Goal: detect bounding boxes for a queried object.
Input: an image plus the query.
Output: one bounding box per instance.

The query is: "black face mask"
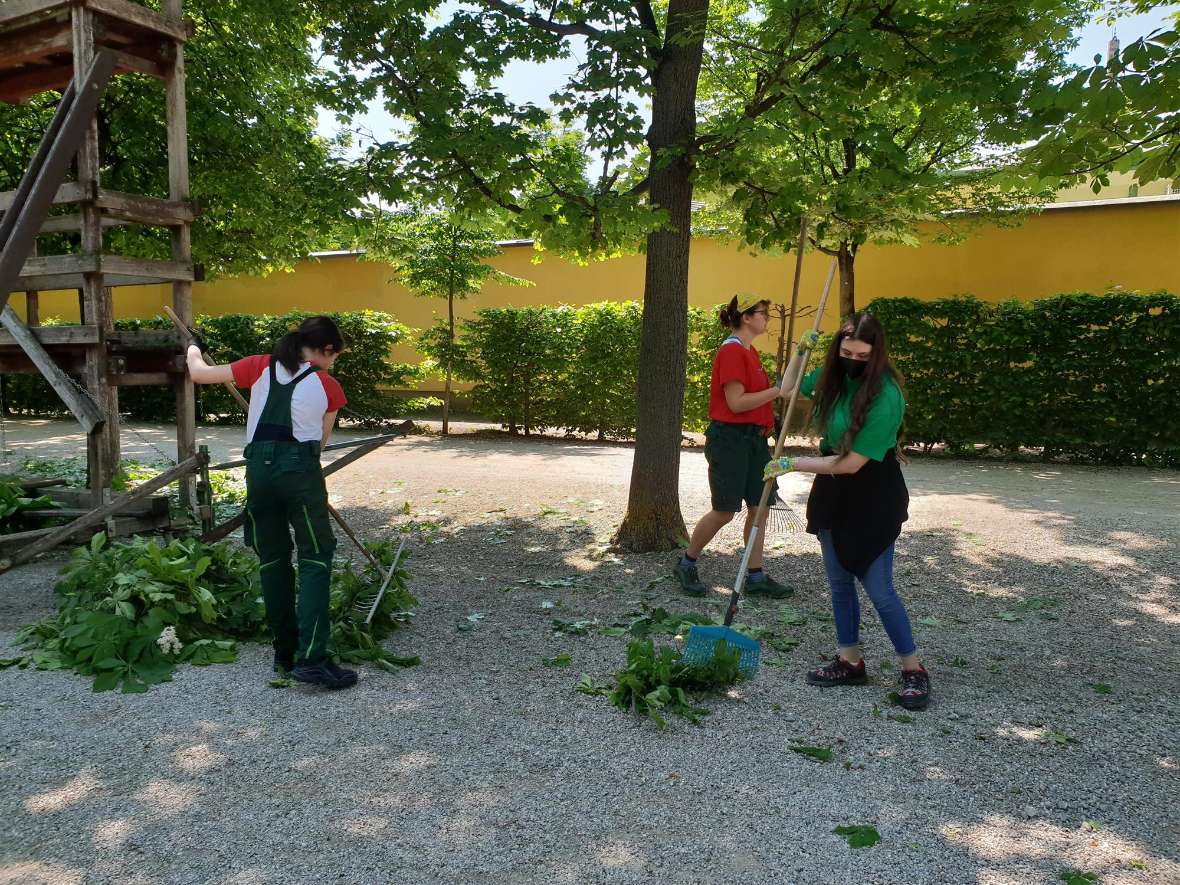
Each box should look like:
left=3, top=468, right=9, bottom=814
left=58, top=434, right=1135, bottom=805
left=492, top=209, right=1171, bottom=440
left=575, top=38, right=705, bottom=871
left=840, top=356, right=868, bottom=379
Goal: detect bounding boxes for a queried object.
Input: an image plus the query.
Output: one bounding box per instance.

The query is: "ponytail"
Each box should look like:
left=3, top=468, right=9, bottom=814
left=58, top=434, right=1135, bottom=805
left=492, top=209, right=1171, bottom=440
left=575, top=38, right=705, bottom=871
left=272, top=315, right=345, bottom=374
left=718, top=297, right=742, bottom=329
left=718, top=295, right=769, bottom=330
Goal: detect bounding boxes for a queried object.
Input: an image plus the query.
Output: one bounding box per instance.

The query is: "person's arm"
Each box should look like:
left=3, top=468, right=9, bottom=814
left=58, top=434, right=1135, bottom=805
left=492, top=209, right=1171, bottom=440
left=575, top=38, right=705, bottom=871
left=723, top=380, right=784, bottom=414
left=779, top=330, right=820, bottom=394
left=321, top=410, right=337, bottom=449
left=186, top=344, right=235, bottom=385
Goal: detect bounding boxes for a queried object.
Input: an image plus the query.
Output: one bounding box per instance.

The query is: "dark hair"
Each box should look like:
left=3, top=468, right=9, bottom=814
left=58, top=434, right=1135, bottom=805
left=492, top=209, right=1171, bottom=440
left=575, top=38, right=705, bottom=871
left=809, top=312, right=906, bottom=457
left=718, top=297, right=770, bottom=330
left=273, top=315, right=345, bottom=374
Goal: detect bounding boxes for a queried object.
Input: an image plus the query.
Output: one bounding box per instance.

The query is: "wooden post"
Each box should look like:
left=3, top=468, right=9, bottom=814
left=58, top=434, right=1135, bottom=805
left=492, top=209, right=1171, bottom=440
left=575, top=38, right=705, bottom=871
left=71, top=7, right=119, bottom=504
left=25, top=242, right=38, bottom=326
left=164, top=0, right=195, bottom=510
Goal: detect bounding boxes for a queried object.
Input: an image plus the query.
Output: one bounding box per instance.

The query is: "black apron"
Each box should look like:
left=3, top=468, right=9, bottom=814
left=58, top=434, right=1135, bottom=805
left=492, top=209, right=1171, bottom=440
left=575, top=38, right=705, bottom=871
left=805, top=449, right=908, bottom=579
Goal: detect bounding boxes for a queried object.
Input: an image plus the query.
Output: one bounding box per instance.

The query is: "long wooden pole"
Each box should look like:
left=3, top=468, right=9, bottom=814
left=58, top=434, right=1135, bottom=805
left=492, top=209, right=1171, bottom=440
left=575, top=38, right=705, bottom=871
left=724, top=258, right=837, bottom=627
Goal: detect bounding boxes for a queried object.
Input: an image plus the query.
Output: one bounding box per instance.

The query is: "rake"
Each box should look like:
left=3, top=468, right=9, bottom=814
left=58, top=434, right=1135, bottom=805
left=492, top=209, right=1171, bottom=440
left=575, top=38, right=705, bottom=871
left=352, top=535, right=408, bottom=626
left=683, top=256, right=837, bottom=678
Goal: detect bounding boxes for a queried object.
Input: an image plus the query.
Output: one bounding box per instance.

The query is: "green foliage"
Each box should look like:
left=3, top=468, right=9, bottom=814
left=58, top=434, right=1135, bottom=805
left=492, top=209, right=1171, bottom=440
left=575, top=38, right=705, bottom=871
left=833, top=825, right=882, bottom=849
left=12, top=534, right=418, bottom=692
left=2, top=311, right=416, bottom=425
left=16, top=534, right=264, bottom=693
left=329, top=540, right=421, bottom=672
left=1028, top=13, right=1180, bottom=189
left=456, top=307, right=571, bottom=435
left=0, top=480, right=58, bottom=533
left=607, top=638, right=744, bottom=729
left=698, top=0, right=1083, bottom=307
left=557, top=302, right=642, bottom=440
left=446, top=301, right=770, bottom=436
left=870, top=291, right=1180, bottom=465
left=0, top=1, right=357, bottom=277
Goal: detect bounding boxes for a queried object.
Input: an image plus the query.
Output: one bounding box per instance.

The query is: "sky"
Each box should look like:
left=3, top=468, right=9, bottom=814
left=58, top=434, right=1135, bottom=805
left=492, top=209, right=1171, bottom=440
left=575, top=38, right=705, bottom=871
left=316, top=5, right=1179, bottom=155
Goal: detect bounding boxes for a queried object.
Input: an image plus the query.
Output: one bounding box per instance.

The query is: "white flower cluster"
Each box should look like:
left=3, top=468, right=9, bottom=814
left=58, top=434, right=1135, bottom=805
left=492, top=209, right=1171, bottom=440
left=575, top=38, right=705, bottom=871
left=156, top=625, right=183, bottom=656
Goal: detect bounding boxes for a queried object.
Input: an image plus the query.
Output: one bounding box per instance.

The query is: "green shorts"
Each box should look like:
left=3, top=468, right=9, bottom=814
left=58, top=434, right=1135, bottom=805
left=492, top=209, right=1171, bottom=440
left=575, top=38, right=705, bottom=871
left=704, top=420, right=778, bottom=513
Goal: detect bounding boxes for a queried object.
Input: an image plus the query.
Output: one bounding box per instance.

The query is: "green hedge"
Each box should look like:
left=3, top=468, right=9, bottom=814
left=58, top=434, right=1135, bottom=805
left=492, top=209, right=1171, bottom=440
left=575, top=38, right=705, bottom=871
left=868, top=292, right=1180, bottom=465
left=422, top=300, right=769, bottom=438
left=0, top=310, right=416, bottom=425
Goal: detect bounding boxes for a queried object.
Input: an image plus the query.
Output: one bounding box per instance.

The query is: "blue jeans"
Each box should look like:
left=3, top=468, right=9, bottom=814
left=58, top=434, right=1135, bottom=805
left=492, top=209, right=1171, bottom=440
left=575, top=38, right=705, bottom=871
left=819, top=530, right=917, bottom=657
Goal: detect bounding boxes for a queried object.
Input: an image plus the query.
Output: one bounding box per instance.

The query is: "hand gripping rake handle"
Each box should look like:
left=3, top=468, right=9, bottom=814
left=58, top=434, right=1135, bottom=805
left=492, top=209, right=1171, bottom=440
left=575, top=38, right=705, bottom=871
left=723, top=258, right=837, bottom=627
left=163, top=305, right=251, bottom=413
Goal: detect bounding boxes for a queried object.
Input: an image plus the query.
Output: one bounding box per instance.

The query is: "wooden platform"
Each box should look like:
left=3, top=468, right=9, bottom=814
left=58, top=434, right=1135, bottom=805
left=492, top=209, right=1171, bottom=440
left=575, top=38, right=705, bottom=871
left=0, top=0, right=188, bottom=104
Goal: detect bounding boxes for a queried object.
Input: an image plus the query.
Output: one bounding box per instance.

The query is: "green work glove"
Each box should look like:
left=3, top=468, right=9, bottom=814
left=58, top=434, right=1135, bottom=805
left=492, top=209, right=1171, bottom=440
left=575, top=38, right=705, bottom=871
left=796, top=329, right=820, bottom=354
left=763, top=456, right=797, bottom=480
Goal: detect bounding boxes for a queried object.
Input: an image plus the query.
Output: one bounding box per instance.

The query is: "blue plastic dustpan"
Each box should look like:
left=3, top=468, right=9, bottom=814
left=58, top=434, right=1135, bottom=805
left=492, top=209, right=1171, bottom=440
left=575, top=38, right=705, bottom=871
left=681, top=625, right=761, bottom=677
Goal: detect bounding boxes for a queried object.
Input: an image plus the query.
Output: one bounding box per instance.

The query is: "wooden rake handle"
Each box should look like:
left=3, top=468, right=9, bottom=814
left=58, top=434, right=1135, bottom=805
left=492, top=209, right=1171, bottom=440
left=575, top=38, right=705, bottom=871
left=162, top=304, right=250, bottom=412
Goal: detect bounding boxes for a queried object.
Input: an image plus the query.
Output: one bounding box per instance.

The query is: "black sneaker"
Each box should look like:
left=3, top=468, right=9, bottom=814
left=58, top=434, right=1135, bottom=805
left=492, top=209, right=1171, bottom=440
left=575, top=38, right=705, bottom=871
left=273, top=650, right=295, bottom=675
left=805, top=656, right=868, bottom=687
left=673, top=558, right=707, bottom=597
left=898, top=666, right=931, bottom=710
left=291, top=661, right=358, bottom=690
left=744, top=574, right=795, bottom=599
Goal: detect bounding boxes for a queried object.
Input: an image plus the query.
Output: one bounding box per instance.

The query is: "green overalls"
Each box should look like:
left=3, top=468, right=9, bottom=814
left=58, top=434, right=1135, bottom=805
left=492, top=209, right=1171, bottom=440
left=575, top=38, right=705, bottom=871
left=243, top=361, right=336, bottom=666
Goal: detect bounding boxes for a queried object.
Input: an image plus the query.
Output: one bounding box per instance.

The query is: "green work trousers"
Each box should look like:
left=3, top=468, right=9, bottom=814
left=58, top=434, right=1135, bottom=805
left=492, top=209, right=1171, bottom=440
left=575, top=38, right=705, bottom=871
left=244, top=441, right=336, bottom=666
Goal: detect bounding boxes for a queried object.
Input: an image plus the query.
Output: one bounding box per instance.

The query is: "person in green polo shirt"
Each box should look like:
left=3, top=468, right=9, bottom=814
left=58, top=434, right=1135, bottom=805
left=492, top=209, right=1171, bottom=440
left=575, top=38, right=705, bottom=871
left=672, top=294, right=795, bottom=599
left=764, top=312, right=931, bottom=710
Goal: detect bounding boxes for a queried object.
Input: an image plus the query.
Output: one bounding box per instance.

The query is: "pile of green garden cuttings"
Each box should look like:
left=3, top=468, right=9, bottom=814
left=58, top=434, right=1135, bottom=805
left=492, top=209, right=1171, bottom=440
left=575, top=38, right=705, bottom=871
left=3, top=534, right=418, bottom=693
left=597, top=638, right=745, bottom=729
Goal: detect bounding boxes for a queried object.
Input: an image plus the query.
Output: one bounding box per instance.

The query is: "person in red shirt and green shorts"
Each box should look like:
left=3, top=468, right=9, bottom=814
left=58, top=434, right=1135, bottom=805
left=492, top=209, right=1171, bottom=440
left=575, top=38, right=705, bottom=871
left=673, top=294, right=794, bottom=599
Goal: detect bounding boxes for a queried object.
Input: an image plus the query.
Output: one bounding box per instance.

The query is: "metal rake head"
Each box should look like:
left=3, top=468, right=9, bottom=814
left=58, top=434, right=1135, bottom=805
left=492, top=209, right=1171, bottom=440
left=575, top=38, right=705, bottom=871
left=351, top=536, right=407, bottom=626
left=721, top=501, right=806, bottom=543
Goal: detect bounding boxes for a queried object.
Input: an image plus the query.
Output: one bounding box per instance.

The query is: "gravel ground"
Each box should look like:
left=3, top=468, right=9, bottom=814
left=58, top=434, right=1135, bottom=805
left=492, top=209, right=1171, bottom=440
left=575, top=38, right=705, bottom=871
left=0, top=420, right=1178, bottom=885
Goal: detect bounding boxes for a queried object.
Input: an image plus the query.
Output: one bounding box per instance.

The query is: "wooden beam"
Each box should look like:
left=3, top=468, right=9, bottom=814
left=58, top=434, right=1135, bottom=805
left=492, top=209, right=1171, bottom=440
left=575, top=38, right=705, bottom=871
left=0, top=452, right=206, bottom=571
left=0, top=0, right=70, bottom=30
left=0, top=323, right=98, bottom=346
left=0, top=510, right=173, bottom=554
left=0, top=20, right=73, bottom=70
left=95, top=188, right=194, bottom=224
left=0, top=180, right=90, bottom=213
left=0, top=51, right=113, bottom=315
left=86, top=0, right=187, bottom=43
left=0, top=305, right=105, bottom=432
left=110, top=371, right=169, bottom=386
left=37, top=213, right=124, bottom=234
left=0, top=62, right=73, bottom=103
left=200, top=428, right=413, bottom=543
left=7, top=254, right=195, bottom=291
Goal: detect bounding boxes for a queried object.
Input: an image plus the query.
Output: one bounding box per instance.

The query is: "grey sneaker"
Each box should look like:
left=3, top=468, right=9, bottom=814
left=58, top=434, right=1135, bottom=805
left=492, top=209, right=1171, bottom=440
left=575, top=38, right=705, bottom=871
left=744, top=573, right=795, bottom=599
left=673, top=558, right=707, bottom=596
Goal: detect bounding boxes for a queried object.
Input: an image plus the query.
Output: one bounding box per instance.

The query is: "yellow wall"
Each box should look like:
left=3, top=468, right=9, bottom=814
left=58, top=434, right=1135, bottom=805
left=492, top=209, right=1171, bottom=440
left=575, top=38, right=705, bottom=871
left=12, top=197, right=1180, bottom=370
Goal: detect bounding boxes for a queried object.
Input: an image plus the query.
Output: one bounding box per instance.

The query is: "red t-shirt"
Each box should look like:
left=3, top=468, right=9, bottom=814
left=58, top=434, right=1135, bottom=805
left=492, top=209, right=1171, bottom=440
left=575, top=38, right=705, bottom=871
left=230, top=355, right=347, bottom=444
left=708, top=339, right=775, bottom=431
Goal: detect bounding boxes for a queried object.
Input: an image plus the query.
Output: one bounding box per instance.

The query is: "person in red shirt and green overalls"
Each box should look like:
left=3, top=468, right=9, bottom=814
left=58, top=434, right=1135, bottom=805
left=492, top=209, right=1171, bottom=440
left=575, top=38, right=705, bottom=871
left=186, top=316, right=357, bottom=690
left=673, top=294, right=794, bottom=599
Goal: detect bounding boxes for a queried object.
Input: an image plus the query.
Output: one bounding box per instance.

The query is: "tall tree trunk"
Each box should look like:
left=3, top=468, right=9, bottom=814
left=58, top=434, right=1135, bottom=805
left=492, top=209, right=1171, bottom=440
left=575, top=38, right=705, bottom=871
left=612, top=0, right=708, bottom=552
left=443, top=289, right=454, bottom=435
left=837, top=242, right=856, bottom=319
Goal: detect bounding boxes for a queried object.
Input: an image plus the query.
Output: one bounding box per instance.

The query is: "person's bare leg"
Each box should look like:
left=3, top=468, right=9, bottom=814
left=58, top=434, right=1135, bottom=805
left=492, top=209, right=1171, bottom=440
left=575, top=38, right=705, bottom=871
left=686, top=510, right=735, bottom=558
left=741, top=507, right=768, bottom=569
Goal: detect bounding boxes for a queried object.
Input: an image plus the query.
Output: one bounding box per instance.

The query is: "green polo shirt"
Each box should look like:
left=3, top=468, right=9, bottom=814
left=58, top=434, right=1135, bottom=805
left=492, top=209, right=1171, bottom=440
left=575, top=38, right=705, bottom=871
left=800, top=369, right=905, bottom=460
